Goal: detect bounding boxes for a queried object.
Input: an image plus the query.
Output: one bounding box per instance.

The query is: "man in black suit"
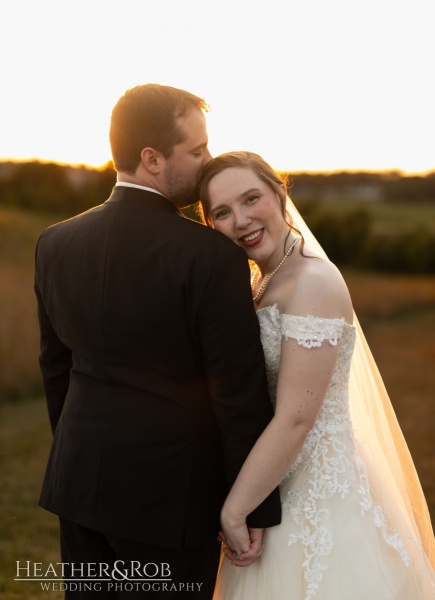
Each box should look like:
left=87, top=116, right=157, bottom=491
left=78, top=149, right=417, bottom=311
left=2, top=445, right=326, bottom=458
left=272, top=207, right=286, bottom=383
left=35, top=84, right=281, bottom=598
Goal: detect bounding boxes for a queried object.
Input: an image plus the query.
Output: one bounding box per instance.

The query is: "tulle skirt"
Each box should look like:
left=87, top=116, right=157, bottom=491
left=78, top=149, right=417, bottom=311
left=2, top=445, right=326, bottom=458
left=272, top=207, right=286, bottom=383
left=213, top=457, right=434, bottom=600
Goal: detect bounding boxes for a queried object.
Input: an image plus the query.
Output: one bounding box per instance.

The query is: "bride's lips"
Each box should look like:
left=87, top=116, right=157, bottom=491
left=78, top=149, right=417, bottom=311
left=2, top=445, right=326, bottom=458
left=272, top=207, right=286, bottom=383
left=239, top=228, right=264, bottom=247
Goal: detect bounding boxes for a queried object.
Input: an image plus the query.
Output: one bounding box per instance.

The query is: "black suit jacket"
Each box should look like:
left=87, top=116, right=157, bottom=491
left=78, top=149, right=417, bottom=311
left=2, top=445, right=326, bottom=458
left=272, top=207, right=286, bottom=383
left=35, top=185, right=281, bottom=550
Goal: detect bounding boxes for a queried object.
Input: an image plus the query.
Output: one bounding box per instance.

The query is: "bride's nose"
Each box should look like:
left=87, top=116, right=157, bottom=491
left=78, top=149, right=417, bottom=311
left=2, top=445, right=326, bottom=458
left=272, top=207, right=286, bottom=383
left=234, top=208, right=251, bottom=229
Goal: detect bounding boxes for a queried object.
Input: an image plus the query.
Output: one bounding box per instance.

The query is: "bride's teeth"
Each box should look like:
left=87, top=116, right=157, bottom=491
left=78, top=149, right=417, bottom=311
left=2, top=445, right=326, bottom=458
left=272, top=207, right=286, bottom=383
left=243, top=230, right=261, bottom=242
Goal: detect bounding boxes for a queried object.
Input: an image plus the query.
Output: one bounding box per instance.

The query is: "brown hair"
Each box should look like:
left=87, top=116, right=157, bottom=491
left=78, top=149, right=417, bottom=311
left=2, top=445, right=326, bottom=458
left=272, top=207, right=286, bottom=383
left=199, top=151, right=305, bottom=253
left=109, top=84, right=208, bottom=174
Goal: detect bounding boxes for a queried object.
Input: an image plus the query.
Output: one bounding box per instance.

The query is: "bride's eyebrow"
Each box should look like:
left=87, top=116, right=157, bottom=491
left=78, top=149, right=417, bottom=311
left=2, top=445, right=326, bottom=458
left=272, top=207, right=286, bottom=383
left=210, top=188, right=262, bottom=214
left=238, top=187, right=261, bottom=199
left=210, top=203, right=227, bottom=214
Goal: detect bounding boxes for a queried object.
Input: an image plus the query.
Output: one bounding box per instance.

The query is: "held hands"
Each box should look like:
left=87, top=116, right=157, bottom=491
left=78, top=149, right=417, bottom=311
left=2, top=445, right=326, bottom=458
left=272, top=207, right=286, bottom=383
left=218, top=525, right=265, bottom=568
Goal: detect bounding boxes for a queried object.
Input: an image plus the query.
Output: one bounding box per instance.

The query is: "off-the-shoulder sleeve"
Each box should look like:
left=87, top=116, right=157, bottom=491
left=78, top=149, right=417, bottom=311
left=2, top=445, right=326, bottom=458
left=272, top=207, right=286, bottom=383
left=280, top=314, right=346, bottom=348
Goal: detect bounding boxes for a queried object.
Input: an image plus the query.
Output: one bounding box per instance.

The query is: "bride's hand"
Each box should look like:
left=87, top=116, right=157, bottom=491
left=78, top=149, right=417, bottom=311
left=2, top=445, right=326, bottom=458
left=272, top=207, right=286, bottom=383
left=220, top=512, right=250, bottom=555
left=219, top=527, right=265, bottom=567
left=220, top=507, right=265, bottom=567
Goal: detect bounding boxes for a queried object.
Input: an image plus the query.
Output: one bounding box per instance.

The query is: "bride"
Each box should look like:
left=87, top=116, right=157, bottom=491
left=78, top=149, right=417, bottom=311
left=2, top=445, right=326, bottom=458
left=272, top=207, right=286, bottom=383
left=199, top=152, right=435, bottom=599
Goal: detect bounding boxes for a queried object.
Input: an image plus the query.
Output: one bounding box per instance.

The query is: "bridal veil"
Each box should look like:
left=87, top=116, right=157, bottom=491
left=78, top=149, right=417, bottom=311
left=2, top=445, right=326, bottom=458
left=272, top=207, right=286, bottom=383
left=286, top=196, right=435, bottom=574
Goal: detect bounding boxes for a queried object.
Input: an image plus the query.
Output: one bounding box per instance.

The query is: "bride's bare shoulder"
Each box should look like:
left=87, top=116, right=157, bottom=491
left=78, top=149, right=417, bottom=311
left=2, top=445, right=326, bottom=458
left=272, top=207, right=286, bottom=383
left=283, top=254, right=353, bottom=322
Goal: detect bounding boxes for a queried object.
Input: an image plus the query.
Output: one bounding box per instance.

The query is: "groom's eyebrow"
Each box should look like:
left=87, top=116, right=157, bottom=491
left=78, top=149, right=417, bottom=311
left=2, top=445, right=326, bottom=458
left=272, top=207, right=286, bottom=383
left=191, top=139, right=208, bottom=152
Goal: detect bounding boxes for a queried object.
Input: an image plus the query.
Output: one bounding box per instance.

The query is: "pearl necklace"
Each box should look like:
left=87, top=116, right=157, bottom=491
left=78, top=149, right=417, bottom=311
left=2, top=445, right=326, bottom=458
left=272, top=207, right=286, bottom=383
left=251, top=238, right=299, bottom=303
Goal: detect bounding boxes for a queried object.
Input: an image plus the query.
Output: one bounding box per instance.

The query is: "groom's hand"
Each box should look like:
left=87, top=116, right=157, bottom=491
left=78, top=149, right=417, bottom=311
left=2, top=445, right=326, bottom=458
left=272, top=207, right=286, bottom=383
left=219, top=527, right=265, bottom=567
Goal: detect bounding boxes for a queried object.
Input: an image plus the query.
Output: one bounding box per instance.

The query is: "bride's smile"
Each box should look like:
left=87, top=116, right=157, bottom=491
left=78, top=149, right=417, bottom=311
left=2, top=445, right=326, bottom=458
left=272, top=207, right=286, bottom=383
left=239, top=228, right=263, bottom=246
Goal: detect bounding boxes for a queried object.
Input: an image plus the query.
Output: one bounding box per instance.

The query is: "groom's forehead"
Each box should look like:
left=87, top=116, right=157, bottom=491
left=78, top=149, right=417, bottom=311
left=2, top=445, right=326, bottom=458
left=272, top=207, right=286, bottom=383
left=176, top=110, right=207, bottom=142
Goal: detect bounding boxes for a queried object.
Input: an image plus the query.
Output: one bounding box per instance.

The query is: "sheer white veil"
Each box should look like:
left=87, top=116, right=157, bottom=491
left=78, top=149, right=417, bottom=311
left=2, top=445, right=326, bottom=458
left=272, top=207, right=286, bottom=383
left=286, top=196, right=435, bottom=570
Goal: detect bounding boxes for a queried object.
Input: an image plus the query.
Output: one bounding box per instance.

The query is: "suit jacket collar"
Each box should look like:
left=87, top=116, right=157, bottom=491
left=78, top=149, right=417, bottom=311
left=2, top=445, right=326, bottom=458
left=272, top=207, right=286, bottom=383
left=105, top=185, right=184, bottom=216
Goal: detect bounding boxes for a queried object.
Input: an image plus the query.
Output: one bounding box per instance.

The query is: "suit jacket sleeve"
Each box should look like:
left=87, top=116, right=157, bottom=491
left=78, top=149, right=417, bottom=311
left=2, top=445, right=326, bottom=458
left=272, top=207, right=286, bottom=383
left=35, top=235, right=72, bottom=434
left=197, top=243, right=281, bottom=528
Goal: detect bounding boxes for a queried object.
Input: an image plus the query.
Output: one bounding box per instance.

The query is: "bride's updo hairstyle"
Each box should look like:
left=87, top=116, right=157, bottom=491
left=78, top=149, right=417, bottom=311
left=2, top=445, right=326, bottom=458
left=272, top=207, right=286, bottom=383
left=198, top=151, right=305, bottom=253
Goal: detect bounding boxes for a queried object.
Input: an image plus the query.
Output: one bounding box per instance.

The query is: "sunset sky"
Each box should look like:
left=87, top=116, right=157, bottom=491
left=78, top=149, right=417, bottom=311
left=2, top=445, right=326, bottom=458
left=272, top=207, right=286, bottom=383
left=1, top=0, right=434, bottom=173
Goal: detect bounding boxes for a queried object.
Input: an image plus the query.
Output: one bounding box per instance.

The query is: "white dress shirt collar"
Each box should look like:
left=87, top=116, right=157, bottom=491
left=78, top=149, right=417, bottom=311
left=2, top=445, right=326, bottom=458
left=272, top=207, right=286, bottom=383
left=115, top=182, right=166, bottom=198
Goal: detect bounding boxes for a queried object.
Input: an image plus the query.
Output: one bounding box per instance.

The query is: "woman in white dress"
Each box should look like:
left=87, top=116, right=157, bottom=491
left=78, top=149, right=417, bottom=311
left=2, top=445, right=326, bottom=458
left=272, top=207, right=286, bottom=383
left=199, top=152, right=435, bottom=599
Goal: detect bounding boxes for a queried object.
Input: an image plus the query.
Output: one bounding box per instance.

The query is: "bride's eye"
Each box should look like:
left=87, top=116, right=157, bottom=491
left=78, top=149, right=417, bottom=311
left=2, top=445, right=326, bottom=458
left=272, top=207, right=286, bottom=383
left=214, top=208, right=230, bottom=220
left=246, top=195, right=259, bottom=204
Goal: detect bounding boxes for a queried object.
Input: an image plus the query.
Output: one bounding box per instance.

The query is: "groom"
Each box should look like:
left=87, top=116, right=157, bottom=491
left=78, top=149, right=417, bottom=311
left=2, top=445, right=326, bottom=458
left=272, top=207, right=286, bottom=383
left=35, top=84, right=281, bottom=598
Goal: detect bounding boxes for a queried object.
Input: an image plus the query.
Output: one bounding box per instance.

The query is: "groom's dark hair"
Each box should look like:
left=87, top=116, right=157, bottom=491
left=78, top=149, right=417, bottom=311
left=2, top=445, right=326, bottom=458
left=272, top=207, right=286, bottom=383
left=110, top=84, right=208, bottom=174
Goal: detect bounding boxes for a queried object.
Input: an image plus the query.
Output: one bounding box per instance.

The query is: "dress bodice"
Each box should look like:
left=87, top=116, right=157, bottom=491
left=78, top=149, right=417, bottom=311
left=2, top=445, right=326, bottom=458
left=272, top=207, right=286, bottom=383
left=255, top=304, right=412, bottom=588
left=258, top=304, right=356, bottom=420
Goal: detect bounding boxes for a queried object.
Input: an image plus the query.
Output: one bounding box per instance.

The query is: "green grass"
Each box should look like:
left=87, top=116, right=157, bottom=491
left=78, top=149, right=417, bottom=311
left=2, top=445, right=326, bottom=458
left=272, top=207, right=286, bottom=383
left=296, top=197, right=435, bottom=235
left=366, top=201, right=435, bottom=235
left=0, top=398, right=62, bottom=599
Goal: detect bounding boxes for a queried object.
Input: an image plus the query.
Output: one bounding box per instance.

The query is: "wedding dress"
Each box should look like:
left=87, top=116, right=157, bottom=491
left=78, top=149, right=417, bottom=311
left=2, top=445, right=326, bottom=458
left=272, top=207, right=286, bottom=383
left=213, top=200, right=434, bottom=600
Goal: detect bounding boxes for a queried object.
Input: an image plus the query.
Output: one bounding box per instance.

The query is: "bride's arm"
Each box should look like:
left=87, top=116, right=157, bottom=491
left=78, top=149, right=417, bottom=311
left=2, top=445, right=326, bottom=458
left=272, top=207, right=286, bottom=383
left=222, top=263, right=353, bottom=561
left=221, top=334, right=339, bottom=553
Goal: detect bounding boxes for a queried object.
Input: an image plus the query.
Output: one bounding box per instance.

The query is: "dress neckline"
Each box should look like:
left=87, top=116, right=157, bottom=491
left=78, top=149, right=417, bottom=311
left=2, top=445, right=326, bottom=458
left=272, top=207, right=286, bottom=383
left=256, top=303, right=355, bottom=330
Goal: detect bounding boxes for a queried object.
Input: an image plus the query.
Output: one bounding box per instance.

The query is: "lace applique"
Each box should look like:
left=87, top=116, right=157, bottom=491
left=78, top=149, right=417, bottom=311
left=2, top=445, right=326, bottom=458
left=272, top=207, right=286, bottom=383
left=280, top=313, right=346, bottom=348
left=357, top=472, right=411, bottom=567
left=256, top=305, right=410, bottom=599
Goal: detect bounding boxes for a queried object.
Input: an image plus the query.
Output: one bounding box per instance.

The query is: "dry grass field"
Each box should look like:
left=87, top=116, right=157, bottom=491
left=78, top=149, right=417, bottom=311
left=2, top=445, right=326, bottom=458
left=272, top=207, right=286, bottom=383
left=0, top=207, right=58, bottom=399
left=0, top=205, right=434, bottom=597
left=344, top=271, right=435, bottom=518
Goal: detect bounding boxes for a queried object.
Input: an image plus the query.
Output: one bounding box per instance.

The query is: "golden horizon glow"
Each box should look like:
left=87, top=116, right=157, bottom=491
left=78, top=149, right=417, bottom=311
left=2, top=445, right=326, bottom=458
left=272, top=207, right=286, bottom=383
left=1, top=0, right=434, bottom=175
left=1, top=155, right=434, bottom=178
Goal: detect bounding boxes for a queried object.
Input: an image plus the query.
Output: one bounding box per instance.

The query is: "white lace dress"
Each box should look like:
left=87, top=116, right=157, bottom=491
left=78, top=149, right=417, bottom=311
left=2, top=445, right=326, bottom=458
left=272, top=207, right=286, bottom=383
left=213, top=305, right=434, bottom=599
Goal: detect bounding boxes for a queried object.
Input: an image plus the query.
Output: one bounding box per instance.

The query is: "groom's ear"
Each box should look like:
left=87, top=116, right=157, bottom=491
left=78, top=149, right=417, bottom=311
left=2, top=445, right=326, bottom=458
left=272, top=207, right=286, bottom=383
left=140, top=147, right=162, bottom=175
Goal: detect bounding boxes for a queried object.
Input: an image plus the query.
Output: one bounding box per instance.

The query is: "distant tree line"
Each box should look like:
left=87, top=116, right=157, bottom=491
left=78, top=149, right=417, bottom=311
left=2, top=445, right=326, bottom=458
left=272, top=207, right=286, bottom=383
left=286, top=170, right=435, bottom=204
left=295, top=200, right=435, bottom=274
left=1, top=161, right=434, bottom=273
left=0, top=160, right=116, bottom=216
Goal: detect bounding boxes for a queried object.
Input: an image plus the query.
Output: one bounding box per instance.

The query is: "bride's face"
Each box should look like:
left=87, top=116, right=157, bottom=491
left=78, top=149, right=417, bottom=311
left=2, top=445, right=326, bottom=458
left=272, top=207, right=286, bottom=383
left=206, top=167, right=287, bottom=268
